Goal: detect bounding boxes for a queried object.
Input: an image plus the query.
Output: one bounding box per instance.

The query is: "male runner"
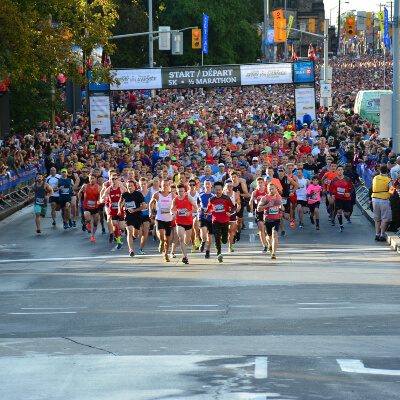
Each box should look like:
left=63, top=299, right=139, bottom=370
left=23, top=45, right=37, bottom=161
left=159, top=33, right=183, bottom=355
left=321, top=161, right=338, bottom=225
left=187, top=179, right=201, bottom=253
left=58, top=168, right=75, bottom=230
left=197, top=179, right=214, bottom=259
left=79, top=173, right=100, bottom=242
left=46, top=167, right=60, bottom=226
left=224, top=179, right=241, bottom=252
left=306, top=175, right=323, bottom=230
left=295, top=168, right=310, bottom=228
left=249, top=177, right=268, bottom=251
left=138, top=177, right=151, bottom=255
left=231, top=171, right=249, bottom=242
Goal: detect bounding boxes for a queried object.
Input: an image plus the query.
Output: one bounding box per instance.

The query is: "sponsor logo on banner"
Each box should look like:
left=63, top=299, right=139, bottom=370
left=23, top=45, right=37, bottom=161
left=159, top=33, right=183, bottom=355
left=90, top=95, right=112, bottom=135
left=110, top=69, right=162, bottom=90
left=240, top=64, right=292, bottom=85
left=295, top=87, right=316, bottom=121
left=293, top=61, right=315, bottom=83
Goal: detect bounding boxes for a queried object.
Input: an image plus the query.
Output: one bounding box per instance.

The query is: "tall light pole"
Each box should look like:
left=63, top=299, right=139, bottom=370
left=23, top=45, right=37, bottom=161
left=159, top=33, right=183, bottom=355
left=263, top=0, right=269, bottom=62
left=392, top=0, right=400, bottom=153
left=337, top=0, right=341, bottom=54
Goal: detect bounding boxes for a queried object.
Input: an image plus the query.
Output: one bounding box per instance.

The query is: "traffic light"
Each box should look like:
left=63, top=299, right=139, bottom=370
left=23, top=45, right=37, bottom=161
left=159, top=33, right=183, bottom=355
left=346, top=17, right=355, bottom=40
left=192, top=29, right=201, bottom=49
left=274, top=18, right=286, bottom=42
left=309, top=18, right=315, bottom=33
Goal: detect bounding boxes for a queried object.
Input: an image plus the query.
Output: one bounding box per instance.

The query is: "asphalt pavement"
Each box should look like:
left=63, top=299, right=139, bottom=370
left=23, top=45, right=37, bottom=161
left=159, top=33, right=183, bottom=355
left=0, top=203, right=399, bottom=400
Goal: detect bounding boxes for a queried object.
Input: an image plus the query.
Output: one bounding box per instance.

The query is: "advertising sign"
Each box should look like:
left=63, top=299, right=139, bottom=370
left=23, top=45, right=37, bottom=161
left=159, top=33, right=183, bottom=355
left=88, top=71, right=110, bottom=91
left=110, top=69, right=163, bottom=90
left=320, top=83, right=332, bottom=98
left=161, top=65, right=241, bottom=89
left=202, top=14, right=209, bottom=54
left=90, top=95, right=111, bottom=135
left=240, top=64, right=292, bottom=86
left=295, top=87, right=316, bottom=122
left=293, top=61, right=314, bottom=83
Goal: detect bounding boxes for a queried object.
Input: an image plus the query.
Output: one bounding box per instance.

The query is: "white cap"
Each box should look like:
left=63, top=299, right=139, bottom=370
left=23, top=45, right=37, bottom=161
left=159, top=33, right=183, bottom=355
left=252, top=157, right=259, bottom=161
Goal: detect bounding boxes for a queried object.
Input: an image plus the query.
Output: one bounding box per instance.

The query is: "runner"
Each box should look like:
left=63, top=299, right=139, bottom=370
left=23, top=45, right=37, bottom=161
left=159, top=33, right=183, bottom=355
left=100, top=175, right=126, bottom=249
left=118, top=180, right=146, bottom=256
left=223, top=179, right=241, bottom=252
left=170, top=183, right=197, bottom=264
left=306, top=175, right=323, bottom=230
left=295, top=168, right=310, bottom=229
left=67, top=165, right=78, bottom=227
left=138, top=177, right=151, bottom=255
left=321, top=161, right=338, bottom=225
left=197, top=179, right=214, bottom=259
left=187, top=179, right=201, bottom=253
left=257, top=183, right=283, bottom=259
left=74, top=167, right=90, bottom=228
left=96, top=175, right=107, bottom=234
left=57, top=168, right=75, bottom=230
left=343, top=162, right=361, bottom=222
left=285, top=163, right=299, bottom=228
left=149, top=179, right=174, bottom=262
left=249, top=177, right=268, bottom=251
left=46, top=167, right=60, bottom=226
left=100, top=170, right=117, bottom=243
left=205, top=181, right=235, bottom=263
left=277, top=166, right=298, bottom=236
left=79, top=173, right=100, bottom=242
left=231, top=171, right=249, bottom=242
left=29, top=172, right=54, bottom=234
left=330, top=165, right=354, bottom=232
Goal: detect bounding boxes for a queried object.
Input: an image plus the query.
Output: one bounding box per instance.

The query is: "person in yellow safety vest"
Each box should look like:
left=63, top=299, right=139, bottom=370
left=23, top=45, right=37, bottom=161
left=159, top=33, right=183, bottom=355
left=158, top=138, right=167, bottom=150
left=371, top=164, right=393, bottom=241
left=284, top=130, right=297, bottom=139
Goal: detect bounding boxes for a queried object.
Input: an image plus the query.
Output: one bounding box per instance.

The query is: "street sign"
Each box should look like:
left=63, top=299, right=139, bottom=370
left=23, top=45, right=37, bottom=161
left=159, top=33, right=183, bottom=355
left=202, top=14, right=209, bottom=54
left=320, top=82, right=332, bottom=98
left=159, top=26, right=171, bottom=51
left=357, top=11, right=367, bottom=31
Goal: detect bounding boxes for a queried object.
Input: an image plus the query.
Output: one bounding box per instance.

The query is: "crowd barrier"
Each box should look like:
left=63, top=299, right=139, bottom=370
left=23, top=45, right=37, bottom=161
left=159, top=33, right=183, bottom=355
left=0, top=160, right=45, bottom=211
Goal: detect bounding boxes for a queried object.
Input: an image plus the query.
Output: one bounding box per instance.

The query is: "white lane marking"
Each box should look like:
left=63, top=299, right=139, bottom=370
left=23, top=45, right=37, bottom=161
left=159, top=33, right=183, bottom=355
left=248, top=222, right=254, bottom=229
left=159, top=305, right=219, bottom=307
left=160, top=310, right=224, bottom=312
left=21, top=307, right=87, bottom=310
left=299, top=307, right=355, bottom=310
left=254, top=356, right=268, bottom=379
left=248, top=213, right=254, bottom=218
left=297, top=302, right=352, bottom=305
left=0, top=247, right=390, bottom=264
left=337, top=359, right=400, bottom=376
left=7, top=312, right=77, bottom=315
left=249, top=234, right=255, bottom=242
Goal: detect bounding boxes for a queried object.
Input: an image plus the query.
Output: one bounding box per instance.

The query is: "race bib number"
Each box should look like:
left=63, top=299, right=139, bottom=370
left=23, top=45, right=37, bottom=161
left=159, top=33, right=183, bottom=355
left=337, top=187, right=345, bottom=195
left=214, top=203, right=225, bottom=212
left=125, top=201, right=135, bottom=209
left=87, top=200, right=96, bottom=208
left=111, top=202, right=119, bottom=209
left=310, top=195, right=318, bottom=201
left=61, top=188, right=70, bottom=195
left=281, top=198, right=287, bottom=205
left=178, top=208, right=187, bottom=216
left=268, top=206, right=279, bottom=215
left=36, top=197, right=44, bottom=205
left=161, top=208, right=170, bottom=214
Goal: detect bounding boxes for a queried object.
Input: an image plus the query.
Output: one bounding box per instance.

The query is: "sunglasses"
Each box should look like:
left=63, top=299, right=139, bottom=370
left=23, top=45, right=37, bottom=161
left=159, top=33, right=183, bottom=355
left=189, top=183, right=196, bottom=186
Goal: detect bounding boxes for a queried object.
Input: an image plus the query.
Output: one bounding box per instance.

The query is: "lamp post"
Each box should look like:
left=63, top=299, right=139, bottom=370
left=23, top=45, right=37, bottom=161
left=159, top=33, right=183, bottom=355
left=330, top=2, right=349, bottom=26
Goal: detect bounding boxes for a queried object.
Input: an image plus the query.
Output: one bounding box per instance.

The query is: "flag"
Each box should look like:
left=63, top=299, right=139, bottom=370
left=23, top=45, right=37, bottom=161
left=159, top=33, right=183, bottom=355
left=202, top=14, right=209, bottom=54
left=384, top=8, right=390, bottom=48
left=308, top=44, right=316, bottom=60
left=291, top=47, right=297, bottom=62
left=104, top=54, right=112, bottom=68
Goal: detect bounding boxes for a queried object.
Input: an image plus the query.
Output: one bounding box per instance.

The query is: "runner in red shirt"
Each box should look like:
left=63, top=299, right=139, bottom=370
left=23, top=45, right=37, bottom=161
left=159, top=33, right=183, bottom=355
left=206, top=181, right=235, bottom=263
left=79, top=174, right=100, bottom=242
left=170, top=184, right=197, bottom=264
left=330, top=165, right=354, bottom=233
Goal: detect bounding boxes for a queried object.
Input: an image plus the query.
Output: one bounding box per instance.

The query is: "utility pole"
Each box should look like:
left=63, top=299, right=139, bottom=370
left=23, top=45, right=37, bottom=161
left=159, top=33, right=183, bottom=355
left=284, top=0, right=288, bottom=60
left=263, top=0, right=269, bottom=62
left=323, top=19, right=328, bottom=82
left=392, top=0, right=400, bottom=153
left=337, top=0, right=341, bottom=55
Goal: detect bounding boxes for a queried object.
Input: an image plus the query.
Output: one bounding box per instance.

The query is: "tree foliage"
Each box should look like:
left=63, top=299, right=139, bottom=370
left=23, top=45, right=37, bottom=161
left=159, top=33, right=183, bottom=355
left=0, top=0, right=119, bottom=86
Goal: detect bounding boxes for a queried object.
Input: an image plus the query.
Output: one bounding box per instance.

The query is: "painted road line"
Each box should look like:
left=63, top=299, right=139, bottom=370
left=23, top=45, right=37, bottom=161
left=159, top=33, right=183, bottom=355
left=0, top=247, right=390, bottom=264
left=21, top=307, right=88, bottom=310
left=299, top=307, right=355, bottom=310
left=337, top=359, right=400, bottom=376
left=160, top=310, right=224, bottom=312
left=254, top=356, right=268, bottom=379
left=7, top=312, right=77, bottom=315
left=159, top=305, right=219, bottom=307
left=297, top=302, right=352, bottom=305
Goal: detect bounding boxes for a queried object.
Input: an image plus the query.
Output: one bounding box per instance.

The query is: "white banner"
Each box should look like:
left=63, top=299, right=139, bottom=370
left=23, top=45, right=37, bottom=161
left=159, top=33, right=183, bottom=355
left=110, top=69, right=162, bottom=90
left=240, top=64, right=292, bottom=86
left=90, top=96, right=111, bottom=135
left=320, top=82, right=332, bottom=98
left=295, top=87, right=316, bottom=122
left=159, top=149, right=171, bottom=158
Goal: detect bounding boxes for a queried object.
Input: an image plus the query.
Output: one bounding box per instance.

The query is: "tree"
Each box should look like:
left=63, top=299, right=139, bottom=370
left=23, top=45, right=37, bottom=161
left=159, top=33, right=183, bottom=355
left=0, top=0, right=119, bottom=87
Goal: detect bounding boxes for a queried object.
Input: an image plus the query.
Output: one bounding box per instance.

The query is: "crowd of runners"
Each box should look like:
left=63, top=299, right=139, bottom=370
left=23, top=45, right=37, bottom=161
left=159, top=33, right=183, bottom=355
left=3, top=54, right=399, bottom=263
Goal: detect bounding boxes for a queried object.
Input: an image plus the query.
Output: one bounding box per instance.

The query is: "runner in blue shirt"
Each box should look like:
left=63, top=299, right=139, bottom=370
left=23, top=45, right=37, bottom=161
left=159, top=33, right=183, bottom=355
left=197, top=179, right=214, bottom=259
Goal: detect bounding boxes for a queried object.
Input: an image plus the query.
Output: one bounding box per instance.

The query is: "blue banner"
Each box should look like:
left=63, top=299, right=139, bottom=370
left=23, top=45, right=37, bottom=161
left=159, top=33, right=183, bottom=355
left=88, top=71, right=110, bottom=91
left=384, top=8, right=390, bottom=48
left=293, top=61, right=314, bottom=83
left=266, top=28, right=274, bottom=45
left=202, top=14, right=209, bottom=54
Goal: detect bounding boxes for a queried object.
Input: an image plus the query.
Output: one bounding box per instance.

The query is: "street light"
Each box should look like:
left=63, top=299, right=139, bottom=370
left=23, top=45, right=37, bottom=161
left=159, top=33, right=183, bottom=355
left=330, top=2, right=349, bottom=26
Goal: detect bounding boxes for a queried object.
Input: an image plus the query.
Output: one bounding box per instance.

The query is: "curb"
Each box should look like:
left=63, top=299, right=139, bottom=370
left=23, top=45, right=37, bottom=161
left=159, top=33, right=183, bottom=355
left=356, top=196, right=400, bottom=255
left=0, top=198, right=34, bottom=221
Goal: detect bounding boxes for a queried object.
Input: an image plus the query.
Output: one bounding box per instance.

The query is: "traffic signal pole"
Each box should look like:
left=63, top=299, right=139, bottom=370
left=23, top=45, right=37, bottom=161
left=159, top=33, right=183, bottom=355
left=393, top=0, right=400, bottom=153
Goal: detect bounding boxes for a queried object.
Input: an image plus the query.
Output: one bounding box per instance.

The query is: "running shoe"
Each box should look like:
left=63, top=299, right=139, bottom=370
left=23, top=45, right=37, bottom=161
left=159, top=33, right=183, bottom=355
left=242, top=224, right=246, bottom=230
left=63, top=223, right=68, bottom=230
left=375, top=235, right=380, bottom=241
left=268, top=245, right=272, bottom=253
left=290, top=219, right=295, bottom=228
left=138, top=249, right=146, bottom=255
left=82, top=223, right=87, bottom=232
left=191, top=245, right=196, bottom=253
left=164, top=254, right=170, bottom=262
left=310, top=216, right=315, bottom=224
left=90, top=236, right=95, bottom=242
left=316, top=226, right=320, bottom=230
left=263, top=246, right=268, bottom=252
left=130, top=250, right=134, bottom=257
left=328, top=214, right=332, bottom=221
left=116, top=242, right=122, bottom=249
left=299, top=223, right=304, bottom=229
left=102, top=229, right=106, bottom=234
left=52, top=220, right=56, bottom=226
left=109, top=235, right=114, bottom=244
left=331, top=220, right=335, bottom=226
left=379, top=236, right=386, bottom=241
left=271, top=254, right=277, bottom=260
left=339, top=226, right=344, bottom=233
left=228, top=246, right=234, bottom=252
left=182, top=257, right=189, bottom=264
left=87, top=222, right=92, bottom=232
left=153, top=235, right=158, bottom=242
left=217, top=254, right=223, bottom=263
left=200, top=241, right=205, bottom=252
left=195, top=237, right=201, bottom=247
left=236, top=232, right=241, bottom=242
left=72, top=221, right=76, bottom=228
left=281, top=230, right=286, bottom=237
left=347, top=219, right=352, bottom=224
left=171, top=252, right=176, bottom=258
left=68, top=219, right=72, bottom=228
left=159, top=242, right=164, bottom=253
left=36, top=229, right=41, bottom=234
left=205, top=250, right=210, bottom=259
